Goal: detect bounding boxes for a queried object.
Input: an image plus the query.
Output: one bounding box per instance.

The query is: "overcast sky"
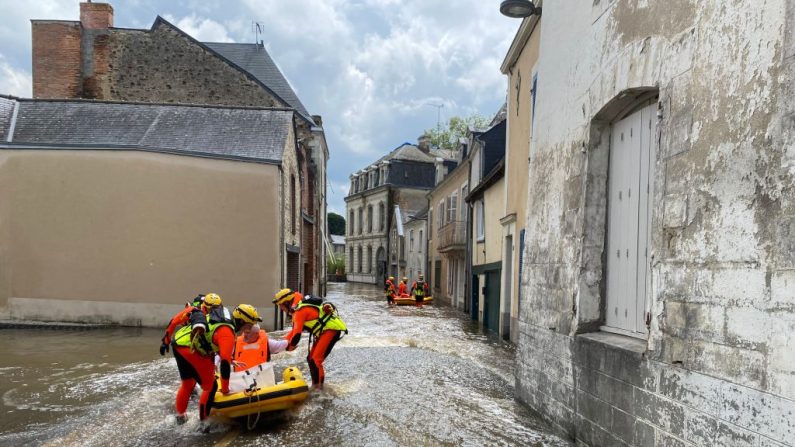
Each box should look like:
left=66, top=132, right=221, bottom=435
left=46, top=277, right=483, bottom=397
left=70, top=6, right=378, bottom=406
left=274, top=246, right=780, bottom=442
left=0, top=0, right=519, bottom=216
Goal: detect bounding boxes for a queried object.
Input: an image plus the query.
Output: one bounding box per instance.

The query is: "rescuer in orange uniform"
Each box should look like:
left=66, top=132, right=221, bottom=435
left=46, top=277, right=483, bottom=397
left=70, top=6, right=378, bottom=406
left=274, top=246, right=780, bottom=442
left=159, top=294, right=206, bottom=356
left=398, top=277, right=410, bottom=297
left=273, top=288, right=348, bottom=389
left=169, top=293, right=239, bottom=423
left=231, top=304, right=288, bottom=371
left=384, top=277, right=397, bottom=306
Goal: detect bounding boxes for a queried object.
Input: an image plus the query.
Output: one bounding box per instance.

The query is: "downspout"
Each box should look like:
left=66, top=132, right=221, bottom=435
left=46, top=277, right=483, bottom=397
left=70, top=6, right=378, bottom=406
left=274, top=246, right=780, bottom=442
left=277, top=163, right=285, bottom=330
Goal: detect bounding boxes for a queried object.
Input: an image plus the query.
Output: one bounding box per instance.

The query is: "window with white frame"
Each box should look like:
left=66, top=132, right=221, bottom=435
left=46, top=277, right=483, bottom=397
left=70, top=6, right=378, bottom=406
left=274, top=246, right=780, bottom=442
left=448, top=192, right=458, bottom=222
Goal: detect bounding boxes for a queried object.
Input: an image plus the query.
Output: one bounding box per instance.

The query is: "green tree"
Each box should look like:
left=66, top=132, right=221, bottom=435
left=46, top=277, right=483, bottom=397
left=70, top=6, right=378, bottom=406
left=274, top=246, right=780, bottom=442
left=424, top=114, right=491, bottom=150
left=328, top=212, right=345, bottom=236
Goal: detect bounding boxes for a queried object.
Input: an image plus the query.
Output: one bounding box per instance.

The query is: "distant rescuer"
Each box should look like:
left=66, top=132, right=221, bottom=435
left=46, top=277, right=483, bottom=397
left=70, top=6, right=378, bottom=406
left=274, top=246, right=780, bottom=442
left=273, top=289, right=348, bottom=389
left=410, top=274, right=429, bottom=307
left=398, top=277, right=410, bottom=297
left=384, top=276, right=397, bottom=306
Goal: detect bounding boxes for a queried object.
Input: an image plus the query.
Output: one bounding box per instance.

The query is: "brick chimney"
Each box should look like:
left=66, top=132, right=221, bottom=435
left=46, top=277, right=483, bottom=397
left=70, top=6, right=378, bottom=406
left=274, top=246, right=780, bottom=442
left=80, top=2, right=114, bottom=29
left=417, top=134, right=431, bottom=153
left=31, top=20, right=83, bottom=98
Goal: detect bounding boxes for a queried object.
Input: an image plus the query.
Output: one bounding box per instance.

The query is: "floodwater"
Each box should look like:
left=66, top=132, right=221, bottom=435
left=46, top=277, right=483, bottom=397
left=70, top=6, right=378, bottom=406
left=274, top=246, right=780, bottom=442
left=0, top=282, right=570, bottom=446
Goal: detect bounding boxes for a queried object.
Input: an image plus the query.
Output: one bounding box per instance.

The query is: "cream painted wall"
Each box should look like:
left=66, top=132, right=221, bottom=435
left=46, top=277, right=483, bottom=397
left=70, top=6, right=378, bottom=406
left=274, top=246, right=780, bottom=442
left=504, top=19, right=541, bottom=342
left=428, top=164, right=468, bottom=305
left=0, top=149, right=282, bottom=328
left=472, top=177, right=506, bottom=267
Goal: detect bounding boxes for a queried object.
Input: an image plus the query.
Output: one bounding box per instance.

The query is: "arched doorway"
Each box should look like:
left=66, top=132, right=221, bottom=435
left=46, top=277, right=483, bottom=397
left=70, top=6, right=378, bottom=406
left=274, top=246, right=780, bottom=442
left=376, top=247, right=386, bottom=281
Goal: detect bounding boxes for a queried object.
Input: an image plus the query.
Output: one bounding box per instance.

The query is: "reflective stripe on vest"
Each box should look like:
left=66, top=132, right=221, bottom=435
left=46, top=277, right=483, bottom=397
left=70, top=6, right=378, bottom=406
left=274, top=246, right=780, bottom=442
left=173, top=317, right=234, bottom=356
left=295, top=302, right=348, bottom=335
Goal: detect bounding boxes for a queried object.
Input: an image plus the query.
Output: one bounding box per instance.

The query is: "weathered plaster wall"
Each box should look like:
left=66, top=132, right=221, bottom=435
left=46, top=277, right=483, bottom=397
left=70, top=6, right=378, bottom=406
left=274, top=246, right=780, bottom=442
left=517, top=1, right=794, bottom=445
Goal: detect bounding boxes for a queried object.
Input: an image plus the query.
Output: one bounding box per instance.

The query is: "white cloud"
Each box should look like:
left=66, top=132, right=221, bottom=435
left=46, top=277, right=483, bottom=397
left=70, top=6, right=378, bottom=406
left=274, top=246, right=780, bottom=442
left=164, top=14, right=234, bottom=42
left=0, top=54, right=32, bottom=97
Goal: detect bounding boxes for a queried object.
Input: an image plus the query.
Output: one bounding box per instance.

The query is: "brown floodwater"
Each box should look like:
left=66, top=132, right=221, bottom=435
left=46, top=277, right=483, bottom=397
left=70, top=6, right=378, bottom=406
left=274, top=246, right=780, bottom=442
left=0, top=282, right=569, bottom=446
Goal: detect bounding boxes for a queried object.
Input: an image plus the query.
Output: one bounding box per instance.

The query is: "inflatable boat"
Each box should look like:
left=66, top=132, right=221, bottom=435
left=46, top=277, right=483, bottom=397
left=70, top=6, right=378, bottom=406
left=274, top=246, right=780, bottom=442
left=394, top=296, right=433, bottom=306
left=211, top=366, right=309, bottom=419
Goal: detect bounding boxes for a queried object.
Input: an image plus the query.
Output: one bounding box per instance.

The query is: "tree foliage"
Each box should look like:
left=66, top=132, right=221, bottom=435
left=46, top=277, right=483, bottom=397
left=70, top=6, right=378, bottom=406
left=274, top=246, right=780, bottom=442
left=328, top=212, right=346, bottom=236
left=424, top=114, right=492, bottom=151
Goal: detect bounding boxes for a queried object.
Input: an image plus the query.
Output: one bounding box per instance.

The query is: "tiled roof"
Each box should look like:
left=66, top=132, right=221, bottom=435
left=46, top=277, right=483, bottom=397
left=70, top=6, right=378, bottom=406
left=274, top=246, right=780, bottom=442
left=204, top=42, right=314, bottom=124
left=3, top=98, right=294, bottom=163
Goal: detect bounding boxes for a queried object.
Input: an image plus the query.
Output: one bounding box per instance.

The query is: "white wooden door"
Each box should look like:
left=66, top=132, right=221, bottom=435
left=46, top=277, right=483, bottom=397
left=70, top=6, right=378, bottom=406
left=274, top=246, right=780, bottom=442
left=605, top=102, right=655, bottom=335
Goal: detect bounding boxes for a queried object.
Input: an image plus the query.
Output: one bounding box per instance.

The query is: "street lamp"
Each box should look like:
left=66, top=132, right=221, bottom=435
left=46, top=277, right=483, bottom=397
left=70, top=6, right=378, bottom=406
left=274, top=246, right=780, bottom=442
left=499, top=0, right=541, bottom=18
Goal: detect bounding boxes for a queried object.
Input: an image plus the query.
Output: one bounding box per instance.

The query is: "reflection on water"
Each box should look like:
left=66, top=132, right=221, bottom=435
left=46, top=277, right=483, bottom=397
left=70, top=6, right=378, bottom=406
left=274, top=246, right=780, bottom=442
left=0, top=283, right=569, bottom=446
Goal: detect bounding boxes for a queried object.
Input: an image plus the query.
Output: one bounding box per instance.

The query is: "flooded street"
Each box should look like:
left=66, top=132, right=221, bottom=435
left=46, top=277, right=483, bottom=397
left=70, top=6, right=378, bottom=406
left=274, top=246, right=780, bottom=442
left=0, top=283, right=569, bottom=446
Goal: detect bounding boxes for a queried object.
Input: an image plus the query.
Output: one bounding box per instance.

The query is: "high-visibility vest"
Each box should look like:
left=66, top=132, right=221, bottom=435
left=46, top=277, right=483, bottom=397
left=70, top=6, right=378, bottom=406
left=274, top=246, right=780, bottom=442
left=173, top=309, right=235, bottom=356
left=295, top=302, right=348, bottom=336
left=413, top=281, right=427, bottom=298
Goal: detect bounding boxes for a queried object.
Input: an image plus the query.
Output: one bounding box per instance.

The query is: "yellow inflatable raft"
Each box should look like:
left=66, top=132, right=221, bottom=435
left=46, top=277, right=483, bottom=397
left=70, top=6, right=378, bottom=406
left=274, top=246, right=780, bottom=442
left=394, top=296, right=433, bottom=306
left=211, top=366, right=309, bottom=419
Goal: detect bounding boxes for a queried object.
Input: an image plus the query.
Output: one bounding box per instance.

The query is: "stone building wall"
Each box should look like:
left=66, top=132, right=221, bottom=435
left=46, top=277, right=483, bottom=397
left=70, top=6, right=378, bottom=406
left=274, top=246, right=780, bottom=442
left=32, top=17, right=283, bottom=108
left=345, top=187, right=389, bottom=284
left=515, top=1, right=794, bottom=446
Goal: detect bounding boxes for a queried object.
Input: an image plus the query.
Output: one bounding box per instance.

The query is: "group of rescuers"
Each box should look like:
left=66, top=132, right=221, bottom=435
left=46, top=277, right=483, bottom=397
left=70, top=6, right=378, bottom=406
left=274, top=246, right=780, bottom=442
left=384, top=274, right=429, bottom=307
left=158, top=289, right=347, bottom=424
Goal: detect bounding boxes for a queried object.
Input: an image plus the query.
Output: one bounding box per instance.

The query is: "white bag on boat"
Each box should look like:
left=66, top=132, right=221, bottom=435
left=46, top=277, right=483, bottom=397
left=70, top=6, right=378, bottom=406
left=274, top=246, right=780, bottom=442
left=228, top=363, right=276, bottom=393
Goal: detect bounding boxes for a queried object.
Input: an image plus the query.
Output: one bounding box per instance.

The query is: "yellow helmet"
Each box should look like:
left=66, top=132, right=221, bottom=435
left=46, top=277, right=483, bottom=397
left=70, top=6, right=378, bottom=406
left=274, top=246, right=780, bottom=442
left=402, top=277, right=408, bottom=281
left=273, top=288, right=295, bottom=305
left=203, top=293, right=222, bottom=307
left=388, top=276, right=394, bottom=281
left=233, top=304, right=262, bottom=324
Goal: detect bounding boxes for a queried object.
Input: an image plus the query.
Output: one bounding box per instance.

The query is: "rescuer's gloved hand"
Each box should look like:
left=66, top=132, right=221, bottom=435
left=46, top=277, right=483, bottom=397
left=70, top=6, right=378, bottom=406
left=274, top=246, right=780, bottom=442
left=159, top=342, right=170, bottom=356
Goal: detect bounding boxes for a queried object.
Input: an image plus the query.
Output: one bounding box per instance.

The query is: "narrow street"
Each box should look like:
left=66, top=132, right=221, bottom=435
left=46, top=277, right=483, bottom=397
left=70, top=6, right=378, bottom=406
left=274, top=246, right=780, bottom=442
left=0, top=282, right=569, bottom=446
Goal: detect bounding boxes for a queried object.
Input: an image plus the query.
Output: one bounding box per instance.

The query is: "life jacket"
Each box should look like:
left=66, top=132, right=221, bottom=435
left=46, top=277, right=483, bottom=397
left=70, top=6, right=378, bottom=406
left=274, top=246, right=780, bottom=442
left=384, top=280, right=395, bottom=296
left=173, top=307, right=235, bottom=356
left=233, top=331, right=270, bottom=372
left=413, top=281, right=427, bottom=298
left=295, top=301, right=348, bottom=336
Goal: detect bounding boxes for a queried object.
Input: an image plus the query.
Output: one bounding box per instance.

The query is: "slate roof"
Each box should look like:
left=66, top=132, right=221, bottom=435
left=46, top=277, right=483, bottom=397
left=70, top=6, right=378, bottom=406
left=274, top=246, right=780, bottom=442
left=1, top=97, right=294, bottom=163
left=204, top=42, right=313, bottom=124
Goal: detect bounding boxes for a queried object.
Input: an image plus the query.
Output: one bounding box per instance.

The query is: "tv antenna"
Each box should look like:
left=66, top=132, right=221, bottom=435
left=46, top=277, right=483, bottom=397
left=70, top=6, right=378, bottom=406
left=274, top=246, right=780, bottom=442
left=426, top=103, right=444, bottom=130
left=253, top=22, right=264, bottom=47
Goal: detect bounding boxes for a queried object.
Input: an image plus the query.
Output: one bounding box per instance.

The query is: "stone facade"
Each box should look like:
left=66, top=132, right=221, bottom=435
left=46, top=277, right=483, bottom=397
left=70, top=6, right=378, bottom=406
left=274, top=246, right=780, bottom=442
left=345, top=143, right=438, bottom=285
left=511, top=1, right=795, bottom=446
left=32, top=14, right=281, bottom=107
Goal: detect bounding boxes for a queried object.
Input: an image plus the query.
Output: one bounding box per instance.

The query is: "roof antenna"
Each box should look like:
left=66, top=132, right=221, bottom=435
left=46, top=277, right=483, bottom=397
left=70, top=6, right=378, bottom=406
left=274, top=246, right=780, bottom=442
left=253, top=22, right=263, bottom=49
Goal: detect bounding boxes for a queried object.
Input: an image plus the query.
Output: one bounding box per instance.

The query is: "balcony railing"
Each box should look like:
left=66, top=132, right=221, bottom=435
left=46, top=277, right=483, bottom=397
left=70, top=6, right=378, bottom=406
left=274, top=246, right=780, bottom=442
left=438, top=220, right=466, bottom=252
